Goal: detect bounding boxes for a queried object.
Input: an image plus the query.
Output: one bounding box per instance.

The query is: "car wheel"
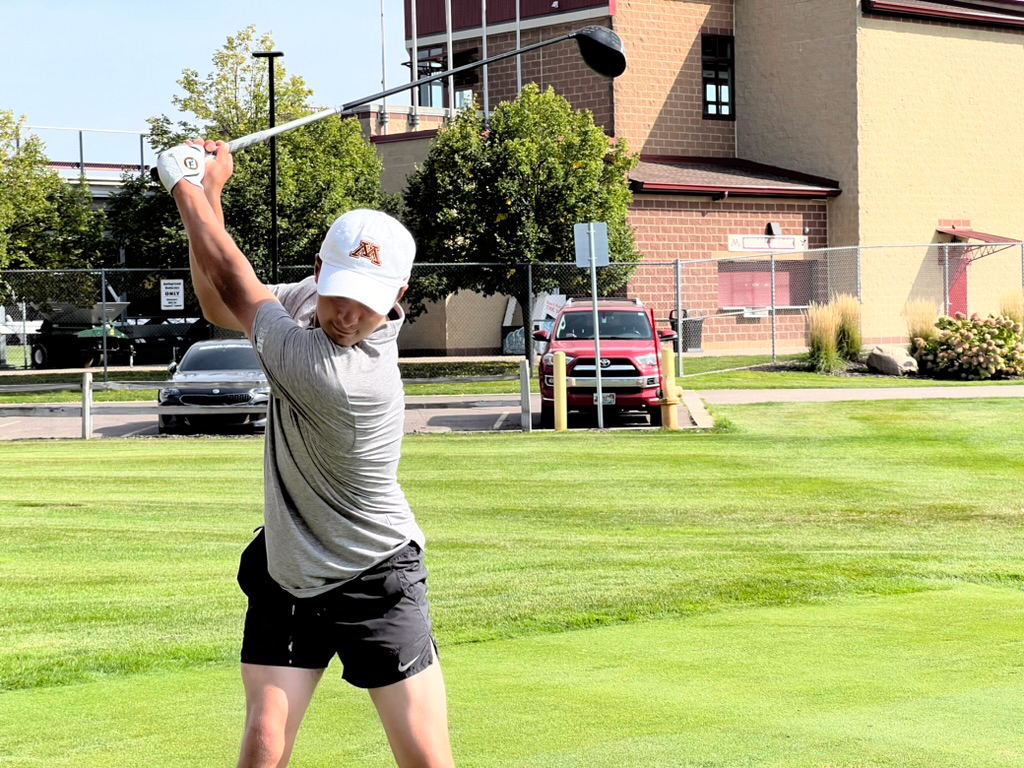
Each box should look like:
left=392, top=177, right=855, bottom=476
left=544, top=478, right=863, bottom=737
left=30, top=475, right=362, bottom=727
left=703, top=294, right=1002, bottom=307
left=648, top=405, right=663, bottom=427
left=540, top=403, right=554, bottom=429
left=157, top=415, right=177, bottom=435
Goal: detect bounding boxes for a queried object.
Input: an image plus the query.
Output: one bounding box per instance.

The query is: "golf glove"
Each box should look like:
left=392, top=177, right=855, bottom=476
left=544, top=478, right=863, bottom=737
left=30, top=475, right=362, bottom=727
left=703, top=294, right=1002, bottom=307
left=156, top=143, right=207, bottom=192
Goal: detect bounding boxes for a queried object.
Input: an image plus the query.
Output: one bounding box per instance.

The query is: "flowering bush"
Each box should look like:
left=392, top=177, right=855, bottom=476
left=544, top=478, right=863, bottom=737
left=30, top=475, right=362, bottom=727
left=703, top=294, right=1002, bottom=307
left=912, top=313, right=1024, bottom=380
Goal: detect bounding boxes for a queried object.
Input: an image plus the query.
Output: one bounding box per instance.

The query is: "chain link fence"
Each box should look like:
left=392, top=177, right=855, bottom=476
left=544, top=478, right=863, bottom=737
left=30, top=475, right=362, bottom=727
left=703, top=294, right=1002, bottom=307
left=3, top=242, right=1022, bottom=375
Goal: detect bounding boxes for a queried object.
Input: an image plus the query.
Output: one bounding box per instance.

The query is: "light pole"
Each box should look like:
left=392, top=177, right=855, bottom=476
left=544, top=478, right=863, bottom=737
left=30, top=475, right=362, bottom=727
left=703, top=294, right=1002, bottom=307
left=253, top=50, right=284, bottom=283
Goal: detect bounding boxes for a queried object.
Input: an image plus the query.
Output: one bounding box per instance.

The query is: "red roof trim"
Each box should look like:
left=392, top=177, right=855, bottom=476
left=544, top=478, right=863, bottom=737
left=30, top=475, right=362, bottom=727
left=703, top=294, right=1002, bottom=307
left=863, top=0, right=1024, bottom=29
left=937, top=226, right=1019, bottom=243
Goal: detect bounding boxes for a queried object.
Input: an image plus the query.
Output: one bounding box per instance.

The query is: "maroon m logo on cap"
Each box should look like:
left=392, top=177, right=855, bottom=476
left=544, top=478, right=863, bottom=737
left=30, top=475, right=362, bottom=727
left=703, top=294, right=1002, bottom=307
left=350, top=240, right=382, bottom=266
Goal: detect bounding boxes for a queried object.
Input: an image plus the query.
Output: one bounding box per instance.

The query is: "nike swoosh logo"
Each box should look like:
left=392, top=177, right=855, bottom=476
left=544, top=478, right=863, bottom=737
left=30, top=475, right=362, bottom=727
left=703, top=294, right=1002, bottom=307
left=397, top=654, right=421, bottom=673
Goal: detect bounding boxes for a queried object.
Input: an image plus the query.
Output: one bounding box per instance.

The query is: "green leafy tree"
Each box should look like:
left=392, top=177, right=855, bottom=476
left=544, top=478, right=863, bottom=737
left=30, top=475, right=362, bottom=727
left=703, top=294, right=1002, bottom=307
left=109, top=25, right=388, bottom=278
left=402, top=84, right=640, bottom=342
left=0, top=110, right=108, bottom=273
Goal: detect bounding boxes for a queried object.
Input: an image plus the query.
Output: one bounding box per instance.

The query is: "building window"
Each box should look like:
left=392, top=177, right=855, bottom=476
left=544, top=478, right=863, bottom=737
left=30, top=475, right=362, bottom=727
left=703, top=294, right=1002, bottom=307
left=702, top=34, right=734, bottom=120
left=417, top=47, right=446, bottom=108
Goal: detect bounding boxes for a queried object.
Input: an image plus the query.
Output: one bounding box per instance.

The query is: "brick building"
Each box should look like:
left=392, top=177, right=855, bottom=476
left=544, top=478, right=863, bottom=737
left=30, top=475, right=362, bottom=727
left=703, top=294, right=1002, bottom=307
left=372, top=0, right=1024, bottom=353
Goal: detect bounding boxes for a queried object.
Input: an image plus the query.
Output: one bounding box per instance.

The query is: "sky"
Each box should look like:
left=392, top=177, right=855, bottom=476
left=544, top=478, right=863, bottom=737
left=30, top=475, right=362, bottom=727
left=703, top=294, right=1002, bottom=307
left=2, top=0, right=412, bottom=164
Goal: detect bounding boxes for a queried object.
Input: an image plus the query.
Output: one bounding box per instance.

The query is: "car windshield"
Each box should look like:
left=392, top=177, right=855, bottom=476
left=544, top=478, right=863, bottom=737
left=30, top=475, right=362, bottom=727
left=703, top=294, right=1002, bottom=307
left=178, top=344, right=261, bottom=372
left=554, top=310, right=653, bottom=341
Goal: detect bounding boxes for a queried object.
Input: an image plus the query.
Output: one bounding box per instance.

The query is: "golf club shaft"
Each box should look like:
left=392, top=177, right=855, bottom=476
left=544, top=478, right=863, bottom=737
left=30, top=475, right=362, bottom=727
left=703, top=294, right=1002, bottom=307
left=226, top=31, right=576, bottom=153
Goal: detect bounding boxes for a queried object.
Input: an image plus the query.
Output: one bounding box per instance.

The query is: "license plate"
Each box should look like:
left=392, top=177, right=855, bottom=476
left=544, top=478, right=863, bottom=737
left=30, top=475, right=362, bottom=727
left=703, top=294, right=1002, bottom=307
left=593, top=392, right=616, bottom=405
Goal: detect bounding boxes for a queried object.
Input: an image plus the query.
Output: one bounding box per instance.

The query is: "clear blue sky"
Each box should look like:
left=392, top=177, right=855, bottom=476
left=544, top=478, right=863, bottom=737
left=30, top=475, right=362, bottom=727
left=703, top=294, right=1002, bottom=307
left=2, top=0, right=411, bottom=163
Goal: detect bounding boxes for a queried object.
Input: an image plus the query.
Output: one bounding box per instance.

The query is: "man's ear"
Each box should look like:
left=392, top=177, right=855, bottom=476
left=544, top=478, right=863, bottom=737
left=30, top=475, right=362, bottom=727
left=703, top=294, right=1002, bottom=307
left=314, top=257, right=322, bottom=283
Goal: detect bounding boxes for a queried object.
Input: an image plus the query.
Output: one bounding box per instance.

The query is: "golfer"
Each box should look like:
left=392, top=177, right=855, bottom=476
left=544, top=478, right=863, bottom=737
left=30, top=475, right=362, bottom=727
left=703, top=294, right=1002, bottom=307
left=158, top=139, right=455, bottom=768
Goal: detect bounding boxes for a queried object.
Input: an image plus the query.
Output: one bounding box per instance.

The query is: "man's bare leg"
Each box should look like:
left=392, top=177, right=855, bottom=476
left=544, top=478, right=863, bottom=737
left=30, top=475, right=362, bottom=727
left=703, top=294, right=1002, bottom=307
left=238, top=664, right=324, bottom=768
left=369, top=653, right=455, bottom=768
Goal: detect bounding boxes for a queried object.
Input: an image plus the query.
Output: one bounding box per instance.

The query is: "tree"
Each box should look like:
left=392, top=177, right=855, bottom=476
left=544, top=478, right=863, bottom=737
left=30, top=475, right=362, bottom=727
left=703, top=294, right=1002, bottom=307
left=0, top=110, right=108, bottom=272
left=402, top=84, right=640, bottom=342
left=108, top=25, right=389, bottom=277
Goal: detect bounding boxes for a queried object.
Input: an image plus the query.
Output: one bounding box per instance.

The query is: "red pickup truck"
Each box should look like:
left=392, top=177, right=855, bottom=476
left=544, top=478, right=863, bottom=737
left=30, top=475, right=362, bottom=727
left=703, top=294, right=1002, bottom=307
left=532, top=298, right=677, bottom=427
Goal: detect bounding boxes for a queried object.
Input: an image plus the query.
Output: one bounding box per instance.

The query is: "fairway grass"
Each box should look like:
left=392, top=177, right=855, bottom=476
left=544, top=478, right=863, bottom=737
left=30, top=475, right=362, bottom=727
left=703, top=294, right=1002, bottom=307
left=3, top=587, right=1022, bottom=767
left=2, top=399, right=1024, bottom=764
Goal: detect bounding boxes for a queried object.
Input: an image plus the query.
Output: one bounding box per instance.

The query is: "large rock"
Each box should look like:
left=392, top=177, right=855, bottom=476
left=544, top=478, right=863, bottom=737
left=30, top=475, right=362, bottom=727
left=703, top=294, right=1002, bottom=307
left=866, top=345, right=919, bottom=376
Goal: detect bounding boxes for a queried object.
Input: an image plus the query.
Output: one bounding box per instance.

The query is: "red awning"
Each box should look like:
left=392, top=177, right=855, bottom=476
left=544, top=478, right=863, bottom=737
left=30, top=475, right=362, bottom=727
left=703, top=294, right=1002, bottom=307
left=937, top=227, right=1018, bottom=244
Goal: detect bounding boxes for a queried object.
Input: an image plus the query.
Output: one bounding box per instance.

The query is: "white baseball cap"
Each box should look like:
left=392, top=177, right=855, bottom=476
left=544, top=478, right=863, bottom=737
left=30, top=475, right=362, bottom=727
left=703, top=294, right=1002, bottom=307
left=316, top=209, right=416, bottom=315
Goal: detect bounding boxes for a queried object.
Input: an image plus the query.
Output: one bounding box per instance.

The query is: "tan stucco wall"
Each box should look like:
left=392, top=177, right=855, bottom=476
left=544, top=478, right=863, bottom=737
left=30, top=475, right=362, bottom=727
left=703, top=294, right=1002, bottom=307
left=374, top=134, right=437, bottom=196
left=857, top=18, right=1024, bottom=245
left=735, top=0, right=859, bottom=247
left=857, top=17, right=1024, bottom=338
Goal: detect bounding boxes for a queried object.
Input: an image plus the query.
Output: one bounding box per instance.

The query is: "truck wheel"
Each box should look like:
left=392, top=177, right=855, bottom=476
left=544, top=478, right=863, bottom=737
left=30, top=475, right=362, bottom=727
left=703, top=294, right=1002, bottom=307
left=648, top=405, right=663, bottom=427
left=540, top=403, right=554, bottom=429
left=31, top=344, right=49, bottom=369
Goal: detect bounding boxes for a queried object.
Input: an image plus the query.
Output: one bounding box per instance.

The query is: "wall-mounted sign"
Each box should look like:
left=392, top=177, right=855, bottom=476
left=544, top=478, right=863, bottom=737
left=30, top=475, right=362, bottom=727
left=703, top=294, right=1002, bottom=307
left=728, top=234, right=809, bottom=252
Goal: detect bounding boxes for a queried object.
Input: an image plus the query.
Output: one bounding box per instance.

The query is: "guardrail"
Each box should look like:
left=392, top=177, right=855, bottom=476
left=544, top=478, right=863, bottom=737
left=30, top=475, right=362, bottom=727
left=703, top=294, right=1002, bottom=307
left=0, top=373, right=267, bottom=439
left=0, top=369, right=534, bottom=438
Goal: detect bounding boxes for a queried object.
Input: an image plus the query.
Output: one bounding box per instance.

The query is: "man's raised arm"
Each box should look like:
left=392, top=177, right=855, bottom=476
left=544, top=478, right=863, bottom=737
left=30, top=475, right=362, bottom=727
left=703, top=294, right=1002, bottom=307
left=158, top=140, right=277, bottom=338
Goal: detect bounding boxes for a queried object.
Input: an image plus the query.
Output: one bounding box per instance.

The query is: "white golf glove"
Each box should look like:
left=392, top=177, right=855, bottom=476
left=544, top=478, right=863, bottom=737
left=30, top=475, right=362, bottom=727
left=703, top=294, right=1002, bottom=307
left=156, top=143, right=207, bottom=192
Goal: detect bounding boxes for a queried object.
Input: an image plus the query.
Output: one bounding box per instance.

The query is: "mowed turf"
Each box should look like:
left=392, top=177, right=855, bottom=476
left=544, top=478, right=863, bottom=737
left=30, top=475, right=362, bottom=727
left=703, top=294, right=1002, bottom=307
left=2, top=399, right=1024, bottom=766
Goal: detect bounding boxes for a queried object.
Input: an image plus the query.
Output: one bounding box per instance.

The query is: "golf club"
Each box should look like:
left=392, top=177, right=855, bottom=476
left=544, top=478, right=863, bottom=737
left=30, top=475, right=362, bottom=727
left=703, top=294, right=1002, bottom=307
left=151, top=25, right=626, bottom=180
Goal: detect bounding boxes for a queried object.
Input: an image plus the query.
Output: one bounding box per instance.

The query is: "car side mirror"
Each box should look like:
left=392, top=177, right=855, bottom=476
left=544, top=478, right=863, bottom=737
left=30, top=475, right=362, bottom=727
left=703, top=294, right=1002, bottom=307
left=167, top=361, right=178, bottom=374
left=532, top=329, right=550, bottom=341
left=658, top=330, right=678, bottom=341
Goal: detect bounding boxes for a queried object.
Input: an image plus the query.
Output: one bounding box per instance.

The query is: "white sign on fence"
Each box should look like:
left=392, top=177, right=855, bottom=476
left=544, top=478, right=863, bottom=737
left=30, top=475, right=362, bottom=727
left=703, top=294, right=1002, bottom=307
left=160, top=279, right=184, bottom=311
left=728, top=234, right=809, bottom=252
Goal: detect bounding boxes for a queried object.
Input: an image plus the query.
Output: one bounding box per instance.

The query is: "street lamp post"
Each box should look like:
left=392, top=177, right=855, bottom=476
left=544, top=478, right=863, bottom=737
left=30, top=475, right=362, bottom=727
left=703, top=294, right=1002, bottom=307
left=253, top=50, right=284, bottom=283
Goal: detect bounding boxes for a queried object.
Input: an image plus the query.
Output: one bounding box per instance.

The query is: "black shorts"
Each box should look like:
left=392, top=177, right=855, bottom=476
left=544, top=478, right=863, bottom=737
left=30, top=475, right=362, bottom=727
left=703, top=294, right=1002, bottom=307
left=237, top=529, right=437, bottom=689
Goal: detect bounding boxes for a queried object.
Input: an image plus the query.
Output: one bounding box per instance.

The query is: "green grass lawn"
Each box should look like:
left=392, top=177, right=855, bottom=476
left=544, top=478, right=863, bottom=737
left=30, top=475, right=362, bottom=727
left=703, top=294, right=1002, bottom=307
left=2, top=400, right=1024, bottom=765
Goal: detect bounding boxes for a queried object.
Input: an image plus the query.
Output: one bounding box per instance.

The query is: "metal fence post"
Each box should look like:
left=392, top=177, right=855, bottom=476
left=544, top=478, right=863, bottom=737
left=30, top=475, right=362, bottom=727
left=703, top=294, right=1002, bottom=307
left=100, top=269, right=109, bottom=382
left=526, top=262, right=534, bottom=371
left=139, top=133, right=146, bottom=178
left=21, top=300, right=28, bottom=370
left=770, top=253, right=777, bottom=363
left=519, top=359, right=532, bottom=432
left=943, top=245, right=950, bottom=316
left=81, top=371, right=93, bottom=439
left=78, top=130, right=85, bottom=173
left=855, top=247, right=862, bottom=302
left=1020, top=243, right=1024, bottom=296
left=675, top=259, right=684, bottom=376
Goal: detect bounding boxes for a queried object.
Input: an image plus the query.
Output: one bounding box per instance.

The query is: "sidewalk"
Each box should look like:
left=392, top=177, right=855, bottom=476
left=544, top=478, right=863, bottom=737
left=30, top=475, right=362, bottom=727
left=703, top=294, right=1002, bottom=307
left=697, top=384, right=1024, bottom=405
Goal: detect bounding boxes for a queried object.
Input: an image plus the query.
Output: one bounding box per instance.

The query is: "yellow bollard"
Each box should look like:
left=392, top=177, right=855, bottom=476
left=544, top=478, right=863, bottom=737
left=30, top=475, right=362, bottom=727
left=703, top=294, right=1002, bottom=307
left=553, top=351, right=568, bottom=432
left=659, top=344, right=681, bottom=430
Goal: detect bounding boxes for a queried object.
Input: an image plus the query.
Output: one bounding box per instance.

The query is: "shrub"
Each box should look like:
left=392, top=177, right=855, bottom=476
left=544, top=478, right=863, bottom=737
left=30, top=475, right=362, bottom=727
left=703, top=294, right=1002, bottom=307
left=912, top=313, right=1024, bottom=380
left=904, top=299, right=940, bottom=349
left=807, top=301, right=843, bottom=373
left=833, top=293, right=863, bottom=362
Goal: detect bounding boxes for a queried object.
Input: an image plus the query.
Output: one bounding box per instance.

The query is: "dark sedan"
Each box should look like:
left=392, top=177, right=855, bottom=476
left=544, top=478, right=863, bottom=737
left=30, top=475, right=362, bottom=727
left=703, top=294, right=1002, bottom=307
left=157, top=339, right=269, bottom=434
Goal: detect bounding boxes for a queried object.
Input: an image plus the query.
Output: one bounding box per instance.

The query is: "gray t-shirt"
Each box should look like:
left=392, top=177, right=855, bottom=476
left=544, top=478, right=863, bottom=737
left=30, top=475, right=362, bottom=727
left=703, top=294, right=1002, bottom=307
left=251, top=277, right=424, bottom=597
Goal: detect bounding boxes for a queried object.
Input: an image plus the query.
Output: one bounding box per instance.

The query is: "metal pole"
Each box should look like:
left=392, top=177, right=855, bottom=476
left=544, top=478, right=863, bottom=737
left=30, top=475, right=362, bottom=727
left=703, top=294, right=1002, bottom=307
left=519, top=359, right=532, bottom=432
left=516, top=0, right=522, bottom=92
left=481, top=0, right=489, bottom=115
left=254, top=51, right=284, bottom=283
left=1020, top=243, right=1023, bottom=297
left=855, top=246, right=862, bottom=302
left=81, top=371, right=93, bottom=440
left=526, top=262, right=534, bottom=371
left=78, top=130, right=85, bottom=173
left=589, top=223, right=604, bottom=430
left=100, top=269, right=109, bottom=383
left=675, top=259, right=683, bottom=376
left=139, top=133, right=146, bottom=177
left=445, top=0, right=455, bottom=114
left=380, top=0, right=389, bottom=133
left=943, top=244, right=950, bottom=316
left=411, top=0, right=419, bottom=129
left=21, top=301, right=28, bottom=369
left=770, top=254, right=777, bottom=363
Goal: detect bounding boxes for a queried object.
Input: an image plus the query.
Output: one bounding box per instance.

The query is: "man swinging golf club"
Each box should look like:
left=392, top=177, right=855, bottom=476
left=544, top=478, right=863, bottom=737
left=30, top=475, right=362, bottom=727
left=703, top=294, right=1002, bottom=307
left=159, top=139, right=455, bottom=768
